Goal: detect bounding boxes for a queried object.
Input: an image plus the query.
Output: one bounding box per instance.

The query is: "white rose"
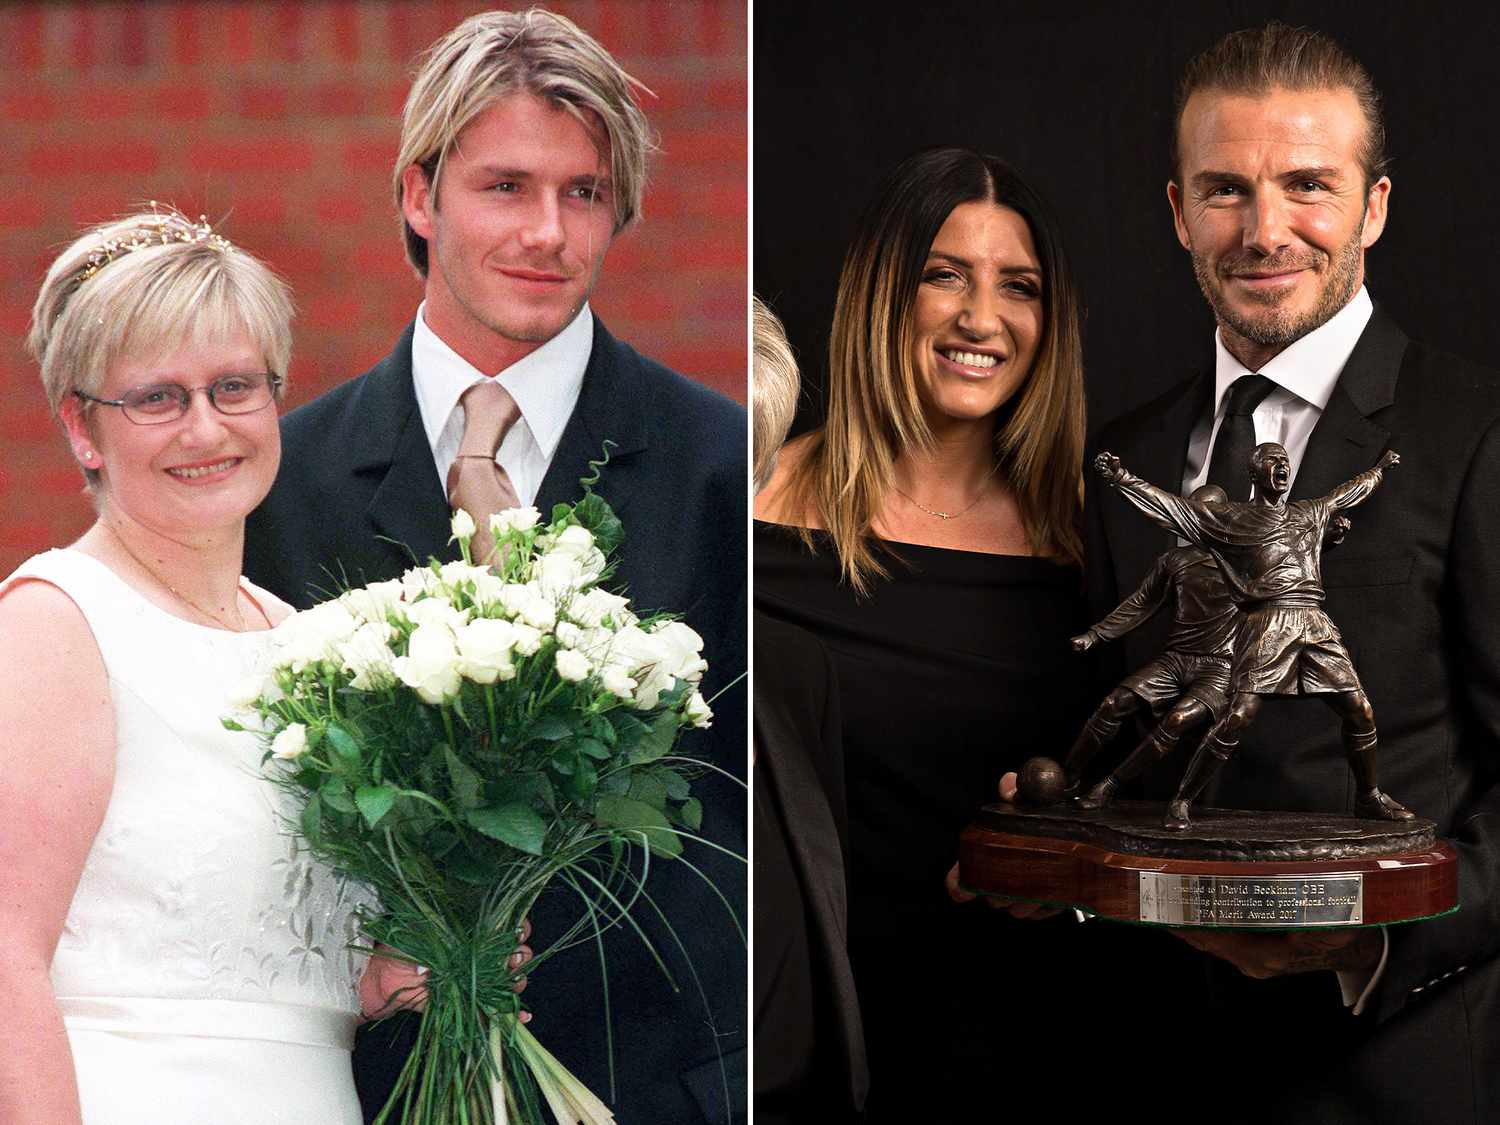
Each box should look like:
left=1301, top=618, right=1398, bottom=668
left=438, top=560, right=493, bottom=590
left=455, top=618, right=518, bottom=684
left=511, top=623, right=543, bottom=656
left=490, top=506, right=541, bottom=535
left=555, top=621, right=583, bottom=649
left=401, top=565, right=441, bottom=602
left=467, top=569, right=508, bottom=610
left=403, top=597, right=472, bottom=632
left=608, top=625, right=675, bottom=709
left=600, top=664, right=638, bottom=699
left=227, top=671, right=270, bottom=710
left=536, top=552, right=587, bottom=599
left=496, top=582, right=556, bottom=630
left=450, top=508, right=476, bottom=541
left=272, top=600, right=359, bottom=673
left=337, top=621, right=398, bottom=690
left=340, top=579, right=404, bottom=625
left=567, top=588, right=632, bottom=629
left=685, top=690, right=714, bottom=729
left=650, top=621, right=709, bottom=683
left=392, top=622, right=463, bottom=704
left=548, top=524, right=595, bottom=558
left=271, top=722, right=309, bottom=760
left=555, top=648, right=591, bottom=682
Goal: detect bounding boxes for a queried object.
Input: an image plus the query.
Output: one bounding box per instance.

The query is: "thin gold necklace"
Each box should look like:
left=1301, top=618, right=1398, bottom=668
left=891, top=470, right=996, bottom=521
left=107, top=525, right=261, bottom=632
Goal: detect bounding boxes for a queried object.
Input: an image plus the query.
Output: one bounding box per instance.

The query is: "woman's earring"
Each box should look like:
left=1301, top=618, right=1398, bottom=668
left=81, top=449, right=96, bottom=464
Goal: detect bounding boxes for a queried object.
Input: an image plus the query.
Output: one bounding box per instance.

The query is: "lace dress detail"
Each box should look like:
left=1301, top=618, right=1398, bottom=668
left=5, top=549, right=370, bottom=1124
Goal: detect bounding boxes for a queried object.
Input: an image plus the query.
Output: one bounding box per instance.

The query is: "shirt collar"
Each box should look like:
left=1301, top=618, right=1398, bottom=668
left=1212, top=285, right=1373, bottom=414
left=411, top=302, right=593, bottom=460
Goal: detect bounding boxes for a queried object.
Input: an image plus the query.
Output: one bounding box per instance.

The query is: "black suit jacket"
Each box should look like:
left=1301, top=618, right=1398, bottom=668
left=1086, top=305, right=1500, bottom=1123
left=753, top=611, right=867, bottom=1122
left=245, top=318, right=747, bottom=1124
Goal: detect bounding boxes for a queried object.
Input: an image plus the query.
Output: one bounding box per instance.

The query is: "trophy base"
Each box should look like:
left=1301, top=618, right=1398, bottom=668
left=958, top=800, right=1457, bottom=929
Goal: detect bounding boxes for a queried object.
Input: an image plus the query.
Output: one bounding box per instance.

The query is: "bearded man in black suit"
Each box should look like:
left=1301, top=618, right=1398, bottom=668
left=243, top=10, right=745, bottom=1124
left=1085, top=23, right=1500, bottom=1124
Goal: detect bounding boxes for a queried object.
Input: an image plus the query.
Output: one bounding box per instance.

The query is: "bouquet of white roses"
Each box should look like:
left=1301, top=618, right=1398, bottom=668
left=229, top=487, right=727, bottom=1125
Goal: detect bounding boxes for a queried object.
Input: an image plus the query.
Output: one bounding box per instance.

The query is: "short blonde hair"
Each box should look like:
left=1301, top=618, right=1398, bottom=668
left=752, top=296, right=799, bottom=492
left=395, top=8, right=656, bottom=275
left=28, top=207, right=294, bottom=488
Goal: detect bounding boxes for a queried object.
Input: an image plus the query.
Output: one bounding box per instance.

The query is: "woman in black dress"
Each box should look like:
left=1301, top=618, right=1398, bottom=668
left=755, top=148, right=1101, bottom=1118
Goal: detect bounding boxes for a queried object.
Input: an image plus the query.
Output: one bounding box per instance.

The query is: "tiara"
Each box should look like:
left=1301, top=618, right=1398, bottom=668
left=74, top=205, right=233, bottom=288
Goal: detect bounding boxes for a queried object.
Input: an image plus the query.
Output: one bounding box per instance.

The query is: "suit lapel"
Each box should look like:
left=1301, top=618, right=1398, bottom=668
left=1291, top=304, right=1405, bottom=501
left=354, top=324, right=455, bottom=569
left=536, top=318, right=650, bottom=517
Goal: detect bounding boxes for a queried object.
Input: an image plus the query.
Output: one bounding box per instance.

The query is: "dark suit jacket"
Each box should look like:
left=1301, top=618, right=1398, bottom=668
left=245, top=317, right=747, bottom=1124
left=1086, top=305, right=1500, bottom=1124
left=753, top=610, right=867, bottom=1123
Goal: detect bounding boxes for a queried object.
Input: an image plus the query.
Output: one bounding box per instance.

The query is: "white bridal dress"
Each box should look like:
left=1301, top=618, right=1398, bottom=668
left=6, top=550, right=369, bottom=1125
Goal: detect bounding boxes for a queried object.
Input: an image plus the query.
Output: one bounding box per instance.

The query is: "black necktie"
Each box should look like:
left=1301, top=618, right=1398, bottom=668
left=1206, top=374, right=1276, bottom=500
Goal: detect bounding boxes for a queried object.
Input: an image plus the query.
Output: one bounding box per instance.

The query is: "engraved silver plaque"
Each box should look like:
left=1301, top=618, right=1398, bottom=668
left=1138, top=872, right=1364, bottom=926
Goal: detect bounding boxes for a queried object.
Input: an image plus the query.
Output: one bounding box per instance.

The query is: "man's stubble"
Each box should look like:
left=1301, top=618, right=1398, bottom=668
left=1192, top=219, right=1365, bottom=351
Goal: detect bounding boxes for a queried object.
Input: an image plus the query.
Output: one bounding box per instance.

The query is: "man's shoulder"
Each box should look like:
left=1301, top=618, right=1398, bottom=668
left=1401, top=337, right=1500, bottom=407
left=603, top=331, right=744, bottom=425
left=1093, top=373, right=1205, bottom=451
left=279, top=328, right=414, bottom=449
left=591, top=325, right=744, bottom=464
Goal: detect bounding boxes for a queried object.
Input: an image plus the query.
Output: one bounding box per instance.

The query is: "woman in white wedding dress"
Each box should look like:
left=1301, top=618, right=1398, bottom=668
left=0, top=208, right=423, bottom=1124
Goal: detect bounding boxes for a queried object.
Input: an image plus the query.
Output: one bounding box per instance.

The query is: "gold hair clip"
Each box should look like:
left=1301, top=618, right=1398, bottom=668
left=74, top=203, right=233, bottom=287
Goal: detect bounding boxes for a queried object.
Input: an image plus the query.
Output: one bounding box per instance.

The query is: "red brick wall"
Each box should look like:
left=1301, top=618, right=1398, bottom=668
left=0, top=1, right=746, bottom=574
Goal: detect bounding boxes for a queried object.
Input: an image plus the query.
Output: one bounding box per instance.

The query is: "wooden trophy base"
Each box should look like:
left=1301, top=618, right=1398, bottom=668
left=958, top=800, right=1457, bottom=929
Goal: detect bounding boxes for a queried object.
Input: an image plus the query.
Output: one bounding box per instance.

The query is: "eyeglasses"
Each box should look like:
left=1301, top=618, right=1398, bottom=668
left=75, top=372, right=282, bottom=425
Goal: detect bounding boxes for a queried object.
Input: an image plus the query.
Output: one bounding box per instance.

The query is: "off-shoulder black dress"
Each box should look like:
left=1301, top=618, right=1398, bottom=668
left=755, top=520, right=1115, bottom=1119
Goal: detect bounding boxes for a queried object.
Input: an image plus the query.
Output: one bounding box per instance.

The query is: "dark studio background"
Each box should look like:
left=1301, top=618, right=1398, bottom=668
left=755, top=1, right=1498, bottom=441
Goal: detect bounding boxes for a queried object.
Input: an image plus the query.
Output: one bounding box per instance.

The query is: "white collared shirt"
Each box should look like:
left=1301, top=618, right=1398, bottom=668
left=411, top=301, right=593, bottom=506
left=1182, top=286, right=1374, bottom=494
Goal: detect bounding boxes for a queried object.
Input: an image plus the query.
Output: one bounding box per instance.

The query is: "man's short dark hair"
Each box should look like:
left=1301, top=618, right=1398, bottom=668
left=1172, top=22, right=1388, bottom=190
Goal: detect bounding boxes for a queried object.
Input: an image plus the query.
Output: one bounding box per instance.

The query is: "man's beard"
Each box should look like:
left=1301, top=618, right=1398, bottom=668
left=1192, top=223, right=1364, bottom=348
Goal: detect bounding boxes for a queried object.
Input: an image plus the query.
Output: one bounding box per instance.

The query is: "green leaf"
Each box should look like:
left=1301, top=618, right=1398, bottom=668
left=571, top=757, right=598, bottom=803
left=320, top=778, right=356, bottom=814
left=530, top=714, right=573, bottom=742
left=679, top=797, right=703, bottom=832
left=654, top=767, right=690, bottom=801
left=577, top=737, right=612, bottom=761
left=598, top=770, right=630, bottom=795
left=445, top=848, right=497, bottom=885
left=589, top=714, right=617, bottom=746
left=355, top=784, right=398, bottom=828
left=300, top=794, right=324, bottom=847
left=221, top=717, right=248, bottom=732
left=467, top=803, right=547, bottom=855
left=549, top=745, right=577, bottom=777
left=626, top=710, right=680, bottom=765
left=573, top=492, right=624, bottom=555
left=628, top=770, right=668, bottom=810
left=325, top=724, right=360, bottom=762
left=444, top=746, right=484, bottom=809
left=595, top=794, right=682, bottom=858
left=550, top=503, right=572, bottom=526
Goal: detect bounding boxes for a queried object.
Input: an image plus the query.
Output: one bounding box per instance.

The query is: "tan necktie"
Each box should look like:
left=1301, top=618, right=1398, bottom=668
left=447, top=380, right=522, bottom=565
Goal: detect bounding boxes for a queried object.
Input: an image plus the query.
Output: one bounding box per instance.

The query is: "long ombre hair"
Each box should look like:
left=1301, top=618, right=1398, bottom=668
left=781, top=147, right=1086, bottom=594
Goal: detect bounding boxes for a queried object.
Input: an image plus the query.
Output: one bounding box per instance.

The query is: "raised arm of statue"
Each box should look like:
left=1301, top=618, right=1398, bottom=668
left=1325, top=450, right=1400, bottom=513
left=1093, top=451, right=1213, bottom=548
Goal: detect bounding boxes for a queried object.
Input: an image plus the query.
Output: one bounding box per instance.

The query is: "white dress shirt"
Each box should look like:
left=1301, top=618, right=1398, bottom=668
left=411, top=301, right=593, bottom=506
left=1180, top=285, right=1386, bottom=1015
left=1182, top=286, right=1374, bottom=495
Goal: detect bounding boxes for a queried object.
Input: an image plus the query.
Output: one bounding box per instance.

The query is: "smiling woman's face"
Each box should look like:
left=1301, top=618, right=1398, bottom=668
left=908, top=201, right=1044, bottom=427
left=65, top=331, right=282, bottom=537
